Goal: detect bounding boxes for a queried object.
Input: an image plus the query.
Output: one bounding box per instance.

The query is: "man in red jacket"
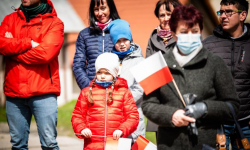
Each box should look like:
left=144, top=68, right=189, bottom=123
left=0, top=0, right=64, bottom=149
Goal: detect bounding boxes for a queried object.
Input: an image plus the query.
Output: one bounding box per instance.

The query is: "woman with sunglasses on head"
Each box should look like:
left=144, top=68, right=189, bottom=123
left=73, top=0, right=120, bottom=90
left=142, top=5, right=239, bottom=150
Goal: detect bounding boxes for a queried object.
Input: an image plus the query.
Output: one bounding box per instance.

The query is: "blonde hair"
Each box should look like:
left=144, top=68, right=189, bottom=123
left=88, top=77, right=116, bottom=105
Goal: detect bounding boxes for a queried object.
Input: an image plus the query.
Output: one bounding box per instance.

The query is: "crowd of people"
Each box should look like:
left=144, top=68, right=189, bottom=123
left=0, top=0, right=249, bottom=150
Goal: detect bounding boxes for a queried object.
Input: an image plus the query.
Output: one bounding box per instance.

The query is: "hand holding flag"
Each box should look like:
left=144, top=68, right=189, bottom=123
left=130, top=51, right=186, bottom=107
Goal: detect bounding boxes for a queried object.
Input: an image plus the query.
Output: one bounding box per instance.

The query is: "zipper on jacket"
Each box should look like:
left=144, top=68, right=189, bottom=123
left=102, top=31, right=105, bottom=53
left=231, top=40, right=235, bottom=78
left=48, top=65, right=53, bottom=84
left=104, top=88, right=108, bottom=149
left=237, top=46, right=245, bottom=65
left=117, top=59, right=124, bottom=77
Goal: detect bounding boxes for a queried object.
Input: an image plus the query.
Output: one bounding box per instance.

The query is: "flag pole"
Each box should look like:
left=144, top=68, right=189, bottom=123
left=172, top=79, right=186, bottom=107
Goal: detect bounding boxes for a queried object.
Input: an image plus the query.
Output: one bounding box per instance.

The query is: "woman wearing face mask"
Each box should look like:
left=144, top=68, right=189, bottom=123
left=73, top=0, right=120, bottom=90
left=141, top=5, right=239, bottom=150
left=145, top=0, right=182, bottom=136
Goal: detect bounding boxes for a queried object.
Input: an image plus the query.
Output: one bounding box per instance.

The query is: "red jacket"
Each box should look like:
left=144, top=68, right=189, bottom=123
left=0, top=0, right=64, bottom=98
left=71, top=77, right=139, bottom=150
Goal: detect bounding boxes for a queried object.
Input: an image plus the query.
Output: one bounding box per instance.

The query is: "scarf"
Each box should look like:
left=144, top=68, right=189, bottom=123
left=95, top=80, right=113, bottom=88
left=157, top=25, right=173, bottom=46
left=95, top=19, right=112, bottom=30
left=173, top=44, right=203, bottom=67
left=20, top=3, right=47, bottom=19
left=112, top=46, right=134, bottom=59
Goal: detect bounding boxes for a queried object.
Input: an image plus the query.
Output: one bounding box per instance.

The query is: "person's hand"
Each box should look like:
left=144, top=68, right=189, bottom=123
left=184, top=102, right=207, bottom=119
left=113, top=130, right=123, bottom=140
left=172, top=109, right=196, bottom=127
left=80, top=128, right=92, bottom=138
left=5, top=32, right=13, bottom=38
left=31, top=40, right=39, bottom=48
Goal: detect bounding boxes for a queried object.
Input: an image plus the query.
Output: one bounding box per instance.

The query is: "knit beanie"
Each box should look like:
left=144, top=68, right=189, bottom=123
left=108, top=19, right=132, bottom=44
left=95, top=53, right=120, bottom=78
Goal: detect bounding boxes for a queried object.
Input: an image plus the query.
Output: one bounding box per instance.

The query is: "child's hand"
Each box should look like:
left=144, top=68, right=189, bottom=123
left=113, top=130, right=123, bottom=140
left=81, top=128, right=92, bottom=138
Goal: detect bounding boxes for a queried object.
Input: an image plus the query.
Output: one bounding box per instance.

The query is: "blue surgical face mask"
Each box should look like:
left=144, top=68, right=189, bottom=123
left=95, top=79, right=113, bottom=88
left=176, top=34, right=202, bottom=55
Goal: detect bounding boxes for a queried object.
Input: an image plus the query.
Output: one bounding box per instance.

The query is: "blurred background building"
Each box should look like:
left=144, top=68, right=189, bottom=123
left=0, top=0, right=249, bottom=107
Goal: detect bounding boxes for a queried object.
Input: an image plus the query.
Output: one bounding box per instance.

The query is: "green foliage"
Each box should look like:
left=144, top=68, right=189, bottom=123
left=144, top=117, right=157, bottom=144
left=0, top=107, right=7, bottom=122
left=57, top=100, right=77, bottom=137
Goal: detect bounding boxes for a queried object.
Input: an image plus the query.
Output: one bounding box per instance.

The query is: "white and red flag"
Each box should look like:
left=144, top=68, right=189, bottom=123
left=131, top=135, right=157, bottom=150
left=130, top=51, right=173, bottom=95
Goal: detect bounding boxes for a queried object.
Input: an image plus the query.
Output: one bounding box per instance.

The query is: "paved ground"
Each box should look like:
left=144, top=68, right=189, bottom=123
left=0, top=122, right=83, bottom=150
left=0, top=122, right=232, bottom=150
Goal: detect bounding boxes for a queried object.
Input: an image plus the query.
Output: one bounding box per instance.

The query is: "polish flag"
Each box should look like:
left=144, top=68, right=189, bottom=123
left=131, top=135, right=157, bottom=150
left=130, top=51, right=173, bottom=95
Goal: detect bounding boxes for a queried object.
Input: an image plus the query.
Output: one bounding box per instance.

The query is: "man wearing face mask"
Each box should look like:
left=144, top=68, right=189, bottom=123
left=142, top=5, right=239, bottom=150
left=203, top=0, right=250, bottom=149
left=0, top=0, right=64, bottom=149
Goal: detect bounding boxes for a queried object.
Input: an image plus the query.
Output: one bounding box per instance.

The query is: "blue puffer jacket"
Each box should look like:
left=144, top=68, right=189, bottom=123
left=73, top=27, right=114, bottom=89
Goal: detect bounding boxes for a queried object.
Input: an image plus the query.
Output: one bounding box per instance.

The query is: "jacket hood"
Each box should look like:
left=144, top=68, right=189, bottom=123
left=149, top=28, right=176, bottom=52
left=213, top=23, right=250, bottom=40
left=125, top=43, right=143, bottom=58
left=16, top=0, right=57, bottom=19
left=89, top=77, right=129, bottom=89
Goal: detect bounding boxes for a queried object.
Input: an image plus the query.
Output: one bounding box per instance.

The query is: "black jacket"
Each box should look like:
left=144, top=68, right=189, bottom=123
left=145, top=28, right=176, bottom=132
left=203, top=23, right=250, bottom=121
left=142, top=46, right=239, bottom=149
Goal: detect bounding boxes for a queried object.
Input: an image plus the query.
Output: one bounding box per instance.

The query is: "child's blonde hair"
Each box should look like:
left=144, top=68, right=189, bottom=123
left=88, top=77, right=116, bottom=105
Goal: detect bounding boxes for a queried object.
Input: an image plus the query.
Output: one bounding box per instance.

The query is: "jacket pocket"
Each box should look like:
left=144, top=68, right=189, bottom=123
left=237, top=46, right=245, bottom=65
left=48, top=65, right=53, bottom=84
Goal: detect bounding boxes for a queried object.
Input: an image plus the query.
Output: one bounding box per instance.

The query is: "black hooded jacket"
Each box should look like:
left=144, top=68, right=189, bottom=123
left=203, top=23, right=250, bottom=121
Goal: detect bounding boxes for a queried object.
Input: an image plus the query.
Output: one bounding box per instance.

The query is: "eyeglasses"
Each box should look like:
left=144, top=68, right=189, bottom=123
left=216, top=10, right=243, bottom=17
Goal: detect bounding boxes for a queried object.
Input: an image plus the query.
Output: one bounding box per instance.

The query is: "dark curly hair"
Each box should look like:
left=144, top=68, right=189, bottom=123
left=169, top=5, right=203, bottom=33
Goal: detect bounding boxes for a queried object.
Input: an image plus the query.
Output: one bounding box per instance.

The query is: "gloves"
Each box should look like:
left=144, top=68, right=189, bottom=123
left=184, top=102, right=207, bottom=119
left=183, top=93, right=197, bottom=105
left=188, top=122, right=198, bottom=136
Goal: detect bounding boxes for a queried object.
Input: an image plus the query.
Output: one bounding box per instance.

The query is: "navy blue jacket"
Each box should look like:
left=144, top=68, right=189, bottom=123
left=73, top=27, right=114, bottom=89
